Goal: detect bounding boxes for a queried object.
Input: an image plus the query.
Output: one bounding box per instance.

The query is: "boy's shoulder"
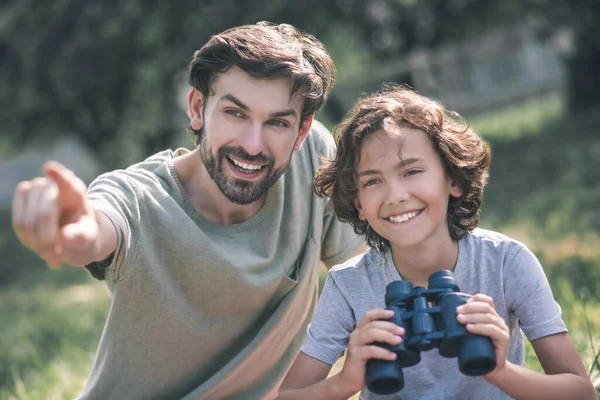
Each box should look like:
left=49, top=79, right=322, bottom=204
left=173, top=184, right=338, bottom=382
left=328, top=247, right=388, bottom=280
left=460, top=228, right=530, bottom=270
left=464, top=228, right=526, bottom=250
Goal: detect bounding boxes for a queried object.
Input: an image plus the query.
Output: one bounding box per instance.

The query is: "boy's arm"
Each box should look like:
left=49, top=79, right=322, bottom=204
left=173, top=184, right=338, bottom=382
left=276, top=308, right=404, bottom=400
left=485, top=333, right=596, bottom=399
left=275, top=353, right=354, bottom=400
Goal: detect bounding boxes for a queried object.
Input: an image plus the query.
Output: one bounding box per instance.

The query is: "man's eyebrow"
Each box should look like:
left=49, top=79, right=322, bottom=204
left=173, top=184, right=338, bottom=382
left=220, top=94, right=298, bottom=119
left=356, top=158, right=422, bottom=178
left=269, top=109, right=298, bottom=119
left=220, top=94, right=249, bottom=111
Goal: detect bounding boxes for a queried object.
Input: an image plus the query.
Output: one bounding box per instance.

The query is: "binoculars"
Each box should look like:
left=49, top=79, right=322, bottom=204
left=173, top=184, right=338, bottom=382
left=365, top=270, right=496, bottom=395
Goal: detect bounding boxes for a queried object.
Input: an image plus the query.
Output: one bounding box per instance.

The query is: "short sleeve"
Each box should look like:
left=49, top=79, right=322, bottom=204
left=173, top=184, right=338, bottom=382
left=301, top=274, right=356, bottom=365
left=504, top=245, right=567, bottom=341
left=321, top=201, right=366, bottom=267
left=310, top=121, right=365, bottom=266
left=85, top=171, right=141, bottom=281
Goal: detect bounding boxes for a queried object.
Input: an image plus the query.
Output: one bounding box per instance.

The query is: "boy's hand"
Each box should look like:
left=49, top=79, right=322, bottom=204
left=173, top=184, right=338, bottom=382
left=456, top=294, right=510, bottom=377
left=338, top=309, right=404, bottom=394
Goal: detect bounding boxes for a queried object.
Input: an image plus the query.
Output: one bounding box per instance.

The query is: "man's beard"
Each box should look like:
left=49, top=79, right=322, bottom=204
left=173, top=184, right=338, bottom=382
left=198, top=128, right=294, bottom=205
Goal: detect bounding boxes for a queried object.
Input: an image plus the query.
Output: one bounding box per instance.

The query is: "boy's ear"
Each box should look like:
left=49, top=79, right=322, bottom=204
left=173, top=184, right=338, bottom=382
left=188, top=88, right=204, bottom=131
left=353, top=197, right=366, bottom=221
left=448, top=179, right=463, bottom=199
left=293, top=115, right=314, bottom=152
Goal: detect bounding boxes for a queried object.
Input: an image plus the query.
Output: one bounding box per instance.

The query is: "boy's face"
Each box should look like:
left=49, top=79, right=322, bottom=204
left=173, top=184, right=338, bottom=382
left=353, top=128, right=462, bottom=249
left=187, top=67, right=313, bottom=205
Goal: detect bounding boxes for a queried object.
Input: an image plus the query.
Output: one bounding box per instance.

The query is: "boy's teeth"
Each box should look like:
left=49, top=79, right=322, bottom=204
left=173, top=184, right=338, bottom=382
left=389, top=211, right=418, bottom=223
left=231, top=158, right=262, bottom=171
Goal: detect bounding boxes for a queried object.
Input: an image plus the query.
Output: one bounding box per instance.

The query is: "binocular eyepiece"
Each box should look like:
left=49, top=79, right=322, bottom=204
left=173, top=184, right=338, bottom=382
left=365, top=270, right=496, bottom=395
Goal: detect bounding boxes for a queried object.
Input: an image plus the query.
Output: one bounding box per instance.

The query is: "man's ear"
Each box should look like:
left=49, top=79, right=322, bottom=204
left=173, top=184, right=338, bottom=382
left=353, top=197, right=366, bottom=221
left=293, top=115, right=314, bottom=152
left=188, top=88, right=204, bottom=131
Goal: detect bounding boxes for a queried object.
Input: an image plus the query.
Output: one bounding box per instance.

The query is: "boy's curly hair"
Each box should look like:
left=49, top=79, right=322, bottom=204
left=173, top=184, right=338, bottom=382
left=187, top=21, right=336, bottom=145
left=315, top=85, right=491, bottom=249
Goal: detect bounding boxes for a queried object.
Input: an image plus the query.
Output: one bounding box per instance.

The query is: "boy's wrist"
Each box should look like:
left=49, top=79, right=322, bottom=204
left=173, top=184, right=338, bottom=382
left=484, top=361, right=516, bottom=386
left=328, top=373, right=361, bottom=400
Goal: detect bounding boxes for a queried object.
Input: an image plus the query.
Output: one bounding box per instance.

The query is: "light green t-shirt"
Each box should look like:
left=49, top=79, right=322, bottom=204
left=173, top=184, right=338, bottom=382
left=79, top=121, right=365, bottom=400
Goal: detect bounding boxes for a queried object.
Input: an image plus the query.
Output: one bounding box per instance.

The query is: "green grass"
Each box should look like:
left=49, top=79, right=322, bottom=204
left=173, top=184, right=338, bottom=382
left=469, top=92, right=565, bottom=140
left=0, top=269, right=110, bottom=400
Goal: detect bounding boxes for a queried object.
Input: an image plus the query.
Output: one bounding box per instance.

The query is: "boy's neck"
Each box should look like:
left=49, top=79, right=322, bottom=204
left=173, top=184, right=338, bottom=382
left=390, top=234, right=459, bottom=288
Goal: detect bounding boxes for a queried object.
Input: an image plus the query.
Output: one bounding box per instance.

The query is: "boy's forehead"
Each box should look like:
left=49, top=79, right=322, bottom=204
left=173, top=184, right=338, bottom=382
left=358, top=127, right=428, bottom=162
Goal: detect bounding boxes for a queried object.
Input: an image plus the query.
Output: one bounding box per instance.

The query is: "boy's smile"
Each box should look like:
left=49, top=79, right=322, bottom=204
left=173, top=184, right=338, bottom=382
left=386, top=210, right=423, bottom=224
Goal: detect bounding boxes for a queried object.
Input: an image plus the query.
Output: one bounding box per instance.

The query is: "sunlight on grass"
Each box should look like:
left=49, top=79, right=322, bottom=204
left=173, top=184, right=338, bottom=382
left=0, top=276, right=110, bottom=400
left=469, top=92, right=565, bottom=140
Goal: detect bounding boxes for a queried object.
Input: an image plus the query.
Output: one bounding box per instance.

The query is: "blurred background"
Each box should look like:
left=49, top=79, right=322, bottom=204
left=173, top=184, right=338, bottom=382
left=1, top=0, right=599, bottom=398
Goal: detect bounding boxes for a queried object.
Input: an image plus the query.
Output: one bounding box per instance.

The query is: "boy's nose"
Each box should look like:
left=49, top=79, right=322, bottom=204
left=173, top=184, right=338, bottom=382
left=386, top=183, right=410, bottom=205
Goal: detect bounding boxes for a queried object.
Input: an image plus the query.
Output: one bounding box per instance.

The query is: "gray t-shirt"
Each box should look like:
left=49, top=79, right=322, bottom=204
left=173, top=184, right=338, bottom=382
left=301, top=228, right=567, bottom=400
left=78, top=121, right=365, bottom=400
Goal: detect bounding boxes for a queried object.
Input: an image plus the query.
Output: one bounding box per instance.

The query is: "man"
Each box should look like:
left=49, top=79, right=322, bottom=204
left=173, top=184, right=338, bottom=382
left=11, top=22, right=365, bottom=399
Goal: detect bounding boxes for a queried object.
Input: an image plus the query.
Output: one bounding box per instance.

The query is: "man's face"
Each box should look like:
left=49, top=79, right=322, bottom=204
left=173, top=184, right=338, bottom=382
left=188, top=67, right=312, bottom=205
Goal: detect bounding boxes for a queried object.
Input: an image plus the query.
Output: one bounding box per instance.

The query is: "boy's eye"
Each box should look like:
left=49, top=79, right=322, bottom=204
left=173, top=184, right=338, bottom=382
left=362, top=179, right=380, bottom=188
left=267, top=119, right=289, bottom=128
left=405, top=169, right=422, bottom=177
left=225, top=109, right=244, bottom=118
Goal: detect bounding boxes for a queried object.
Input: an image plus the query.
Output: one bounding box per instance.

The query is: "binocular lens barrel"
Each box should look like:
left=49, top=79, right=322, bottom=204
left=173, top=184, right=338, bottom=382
left=458, top=334, right=497, bottom=376
left=366, top=358, right=404, bottom=395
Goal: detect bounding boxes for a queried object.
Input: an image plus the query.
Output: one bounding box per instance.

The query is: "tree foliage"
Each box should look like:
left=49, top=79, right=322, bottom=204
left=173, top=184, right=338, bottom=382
left=1, top=0, right=597, bottom=169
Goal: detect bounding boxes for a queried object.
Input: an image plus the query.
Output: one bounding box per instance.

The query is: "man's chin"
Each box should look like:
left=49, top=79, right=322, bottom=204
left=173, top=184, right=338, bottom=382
left=219, top=182, right=268, bottom=205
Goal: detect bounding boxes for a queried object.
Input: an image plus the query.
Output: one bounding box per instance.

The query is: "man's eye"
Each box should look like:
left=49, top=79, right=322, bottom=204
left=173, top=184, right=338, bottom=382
left=268, top=119, right=289, bottom=128
left=225, top=109, right=243, bottom=118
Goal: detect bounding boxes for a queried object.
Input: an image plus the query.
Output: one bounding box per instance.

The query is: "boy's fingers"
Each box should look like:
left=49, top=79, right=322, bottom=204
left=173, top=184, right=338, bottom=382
left=352, top=345, right=397, bottom=362
left=468, top=293, right=495, bottom=307
left=357, top=309, right=394, bottom=328
left=353, top=327, right=403, bottom=347
left=465, top=323, right=509, bottom=339
left=457, top=312, right=503, bottom=326
left=457, top=301, right=497, bottom=316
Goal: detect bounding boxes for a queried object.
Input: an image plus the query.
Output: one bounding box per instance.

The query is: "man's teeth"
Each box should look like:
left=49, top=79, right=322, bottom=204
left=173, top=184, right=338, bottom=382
left=231, top=158, right=262, bottom=171
left=389, top=211, right=419, bottom=223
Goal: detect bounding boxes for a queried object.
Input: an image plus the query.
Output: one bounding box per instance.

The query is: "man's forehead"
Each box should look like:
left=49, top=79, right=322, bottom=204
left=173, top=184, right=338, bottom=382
left=211, top=67, right=303, bottom=109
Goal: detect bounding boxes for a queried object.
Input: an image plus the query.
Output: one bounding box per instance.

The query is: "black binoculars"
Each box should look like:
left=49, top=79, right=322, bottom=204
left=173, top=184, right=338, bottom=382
left=365, top=270, right=497, bottom=395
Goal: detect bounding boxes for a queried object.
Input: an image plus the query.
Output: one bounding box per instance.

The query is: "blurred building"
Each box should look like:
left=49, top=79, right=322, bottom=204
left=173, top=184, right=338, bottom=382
left=332, top=23, right=572, bottom=118
left=0, top=136, right=103, bottom=211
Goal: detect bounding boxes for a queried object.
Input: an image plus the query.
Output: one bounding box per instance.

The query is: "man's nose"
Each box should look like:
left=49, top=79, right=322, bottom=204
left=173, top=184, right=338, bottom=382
left=239, top=122, right=266, bottom=156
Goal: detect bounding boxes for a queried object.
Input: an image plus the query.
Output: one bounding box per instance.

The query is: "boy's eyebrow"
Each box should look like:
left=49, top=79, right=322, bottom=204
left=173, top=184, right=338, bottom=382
left=220, top=94, right=298, bottom=119
left=357, top=157, right=423, bottom=178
